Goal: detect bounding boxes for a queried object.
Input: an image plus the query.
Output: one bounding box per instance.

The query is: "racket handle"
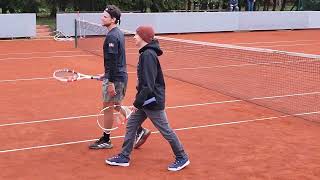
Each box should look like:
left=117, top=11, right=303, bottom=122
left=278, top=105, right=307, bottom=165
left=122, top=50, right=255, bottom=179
left=91, top=76, right=100, bottom=80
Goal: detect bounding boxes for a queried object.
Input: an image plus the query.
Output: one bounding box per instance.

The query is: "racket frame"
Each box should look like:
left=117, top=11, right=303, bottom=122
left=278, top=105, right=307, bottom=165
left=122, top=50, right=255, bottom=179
left=53, top=69, right=99, bottom=82
left=96, top=105, right=131, bottom=132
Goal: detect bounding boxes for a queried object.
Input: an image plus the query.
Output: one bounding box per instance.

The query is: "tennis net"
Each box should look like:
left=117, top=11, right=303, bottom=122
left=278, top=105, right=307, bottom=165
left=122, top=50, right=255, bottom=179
left=75, top=19, right=320, bottom=122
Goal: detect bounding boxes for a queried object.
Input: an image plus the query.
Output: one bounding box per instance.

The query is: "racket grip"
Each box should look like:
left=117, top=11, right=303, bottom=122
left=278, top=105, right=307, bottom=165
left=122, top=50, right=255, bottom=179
left=91, top=76, right=100, bottom=80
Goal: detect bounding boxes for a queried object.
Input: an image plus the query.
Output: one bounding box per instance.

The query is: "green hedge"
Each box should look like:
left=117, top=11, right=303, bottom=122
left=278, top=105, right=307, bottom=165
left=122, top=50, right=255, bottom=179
left=303, top=0, right=320, bottom=10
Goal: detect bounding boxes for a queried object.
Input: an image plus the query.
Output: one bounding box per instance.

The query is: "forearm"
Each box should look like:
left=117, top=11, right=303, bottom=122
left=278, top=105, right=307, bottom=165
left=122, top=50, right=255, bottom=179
left=107, top=53, right=117, bottom=82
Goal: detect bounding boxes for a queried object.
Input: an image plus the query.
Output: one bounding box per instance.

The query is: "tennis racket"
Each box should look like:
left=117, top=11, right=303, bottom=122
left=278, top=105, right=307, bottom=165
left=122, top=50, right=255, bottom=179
left=53, top=68, right=100, bottom=82
left=97, top=105, right=132, bottom=131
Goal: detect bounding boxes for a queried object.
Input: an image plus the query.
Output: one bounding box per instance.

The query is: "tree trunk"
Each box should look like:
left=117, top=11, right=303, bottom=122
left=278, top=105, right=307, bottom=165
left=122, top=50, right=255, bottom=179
left=190, top=0, right=194, bottom=11
left=145, top=0, right=152, bottom=12
left=185, top=0, right=188, bottom=10
left=137, top=0, right=145, bottom=12
left=280, top=0, right=286, bottom=10
left=255, top=0, right=261, bottom=11
left=50, top=6, right=57, bottom=17
left=73, top=0, right=79, bottom=11
left=59, top=1, right=67, bottom=12
left=263, top=0, right=270, bottom=10
left=1, top=7, right=8, bottom=14
left=272, top=0, right=277, bottom=10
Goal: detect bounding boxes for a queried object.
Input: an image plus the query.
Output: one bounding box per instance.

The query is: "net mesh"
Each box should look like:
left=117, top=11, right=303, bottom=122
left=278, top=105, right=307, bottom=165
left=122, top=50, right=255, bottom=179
left=75, top=19, right=320, bottom=122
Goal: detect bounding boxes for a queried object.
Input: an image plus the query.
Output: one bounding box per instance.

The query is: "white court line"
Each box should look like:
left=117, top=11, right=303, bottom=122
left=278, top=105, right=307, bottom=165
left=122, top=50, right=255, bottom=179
left=163, top=59, right=320, bottom=72
left=1, top=91, right=319, bottom=128
left=255, top=42, right=320, bottom=48
left=81, top=49, right=139, bottom=55
left=159, top=45, right=320, bottom=59
left=0, top=54, right=95, bottom=61
left=0, top=50, right=84, bottom=56
left=233, top=40, right=318, bottom=45
left=250, top=91, right=320, bottom=100
left=0, top=73, right=134, bottom=83
left=1, top=58, right=319, bottom=83
left=0, top=111, right=318, bottom=153
left=0, top=99, right=241, bottom=127
left=173, top=111, right=319, bottom=131
left=0, top=77, right=54, bottom=83
left=0, top=38, right=53, bottom=42
left=0, top=114, right=99, bottom=127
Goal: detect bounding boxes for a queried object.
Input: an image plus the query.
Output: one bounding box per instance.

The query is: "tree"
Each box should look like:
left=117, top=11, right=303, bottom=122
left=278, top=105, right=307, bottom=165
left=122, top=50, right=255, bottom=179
left=272, top=0, right=277, bottom=10
left=0, top=0, right=40, bottom=13
left=280, top=0, right=287, bottom=10
left=22, top=0, right=40, bottom=13
left=263, top=0, right=271, bottom=10
left=304, top=0, right=320, bottom=10
left=44, top=0, right=71, bottom=16
left=0, top=0, right=12, bottom=13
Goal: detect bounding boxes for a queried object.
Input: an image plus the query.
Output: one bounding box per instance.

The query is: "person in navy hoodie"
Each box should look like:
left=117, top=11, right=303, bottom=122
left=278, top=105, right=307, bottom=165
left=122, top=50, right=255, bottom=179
left=105, top=26, right=190, bottom=172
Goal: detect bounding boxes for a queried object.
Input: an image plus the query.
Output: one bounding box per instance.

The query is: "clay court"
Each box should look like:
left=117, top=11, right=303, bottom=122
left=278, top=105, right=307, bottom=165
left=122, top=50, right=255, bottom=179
left=0, top=29, right=320, bottom=179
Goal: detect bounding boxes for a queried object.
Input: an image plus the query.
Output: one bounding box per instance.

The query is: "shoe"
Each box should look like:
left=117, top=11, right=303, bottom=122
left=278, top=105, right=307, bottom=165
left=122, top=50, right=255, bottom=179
left=134, top=128, right=151, bottom=149
left=168, top=157, right=190, bottom=171
left=88, top=136, right=113, bottom=149
left=105, top=154, right=130, bottom=167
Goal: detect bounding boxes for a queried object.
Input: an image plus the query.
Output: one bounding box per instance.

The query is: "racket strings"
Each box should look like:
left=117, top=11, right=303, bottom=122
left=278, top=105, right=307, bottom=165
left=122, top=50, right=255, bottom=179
left=96, top=106, right=131, bottom=131
left=114, top=112, right=126, bottom=126
left=53, top=70, right=79, bottom=81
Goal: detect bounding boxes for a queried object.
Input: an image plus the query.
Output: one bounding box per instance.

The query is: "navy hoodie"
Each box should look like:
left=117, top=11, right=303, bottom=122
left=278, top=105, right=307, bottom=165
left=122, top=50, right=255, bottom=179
left=133, top=39, right=165, bottom=110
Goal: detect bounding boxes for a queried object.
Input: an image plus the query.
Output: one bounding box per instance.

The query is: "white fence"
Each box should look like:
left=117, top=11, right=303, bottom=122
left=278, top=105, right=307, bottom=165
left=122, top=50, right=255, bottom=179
left=57, top=11, right=320, bottom=37
left=0, top=14, right=36, bottom=38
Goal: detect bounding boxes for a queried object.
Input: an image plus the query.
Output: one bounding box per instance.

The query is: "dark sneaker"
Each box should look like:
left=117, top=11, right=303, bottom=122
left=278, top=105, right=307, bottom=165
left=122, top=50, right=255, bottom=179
left=105, top=154, right=130, bottom=167
left=134, top=128, right=151, bottom=149
left=168, top=157, right=190, bottom=171
left=88, top=137, right=113, bottom=149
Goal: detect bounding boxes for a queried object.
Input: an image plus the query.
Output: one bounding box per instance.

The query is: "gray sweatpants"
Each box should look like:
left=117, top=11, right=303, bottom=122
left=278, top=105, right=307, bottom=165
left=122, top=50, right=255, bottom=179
left=121, top=108, right=188, bottom=160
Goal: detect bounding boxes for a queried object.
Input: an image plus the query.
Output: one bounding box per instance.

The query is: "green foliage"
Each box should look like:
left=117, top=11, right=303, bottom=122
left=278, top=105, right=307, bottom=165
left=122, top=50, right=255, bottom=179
left=303, top=0, right=320, bottom=10
left=0, top=0, right=40, bottom=13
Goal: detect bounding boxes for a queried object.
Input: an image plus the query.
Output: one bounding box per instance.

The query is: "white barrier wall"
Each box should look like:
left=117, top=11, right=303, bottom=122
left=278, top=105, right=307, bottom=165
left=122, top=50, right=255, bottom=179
left=0, top=14, right=36, bottom=38
left=57, top=11, right=320, bottom=37
left=308, top=11, right=320, bottom=28
left=237, top=11, right=309, bottom=30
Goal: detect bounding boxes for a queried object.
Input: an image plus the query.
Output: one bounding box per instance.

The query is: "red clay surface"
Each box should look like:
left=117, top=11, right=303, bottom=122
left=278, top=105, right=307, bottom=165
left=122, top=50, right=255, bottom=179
left=0, top=30, right=319, bottom=180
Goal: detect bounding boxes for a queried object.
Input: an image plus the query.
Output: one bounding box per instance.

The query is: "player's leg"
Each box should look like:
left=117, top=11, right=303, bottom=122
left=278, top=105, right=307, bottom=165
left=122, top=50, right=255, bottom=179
left=89, top=80, right=118, bottom=149
left=106, top=109, right=147, bottom=166
left=112, top=79, right=151, bottom=149
left=113, top=80, right=131, bottom=119
left=134, top=126, right=151, bottom=149
left=102, top=81, right=128, bottom=146
left=145, top=109, right=189, bottom=171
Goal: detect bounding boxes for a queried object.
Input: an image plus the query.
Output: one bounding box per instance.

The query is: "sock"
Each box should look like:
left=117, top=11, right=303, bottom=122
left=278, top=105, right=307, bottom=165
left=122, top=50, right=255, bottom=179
left=103, top=132, right=110, bottom=141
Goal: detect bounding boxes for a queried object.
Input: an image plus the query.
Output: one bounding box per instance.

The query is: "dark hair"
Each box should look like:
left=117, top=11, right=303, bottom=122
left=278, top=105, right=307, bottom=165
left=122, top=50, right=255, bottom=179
left=105, top=5, right=121, bottom=24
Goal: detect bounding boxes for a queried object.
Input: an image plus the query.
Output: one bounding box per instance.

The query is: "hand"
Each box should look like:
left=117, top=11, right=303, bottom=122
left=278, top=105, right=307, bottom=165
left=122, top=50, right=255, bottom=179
left=129, top=106, right=138, bottom=113
left=107, top=82, right=117, bottom=97
left=96, top=74, right=105, bottom=81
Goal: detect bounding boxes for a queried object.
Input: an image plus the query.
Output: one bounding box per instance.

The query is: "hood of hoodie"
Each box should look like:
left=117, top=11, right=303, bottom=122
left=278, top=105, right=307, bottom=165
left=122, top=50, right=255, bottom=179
left=139, top=39, right=163, bottom=56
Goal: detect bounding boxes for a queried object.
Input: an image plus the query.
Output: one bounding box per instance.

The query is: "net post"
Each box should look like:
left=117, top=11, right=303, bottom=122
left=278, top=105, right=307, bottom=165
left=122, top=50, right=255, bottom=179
left=74, top=19, right=78, bottom=48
